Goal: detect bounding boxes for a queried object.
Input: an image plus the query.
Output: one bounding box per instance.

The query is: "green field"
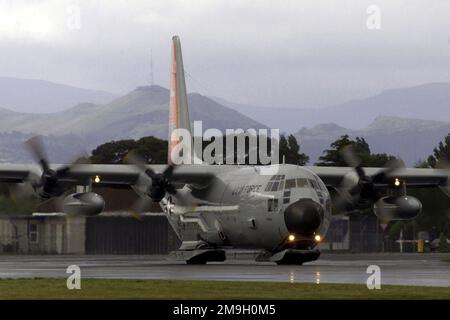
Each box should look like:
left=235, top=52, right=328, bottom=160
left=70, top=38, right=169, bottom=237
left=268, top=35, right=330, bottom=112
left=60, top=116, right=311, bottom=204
left=0, top=279, right=449, bottom=299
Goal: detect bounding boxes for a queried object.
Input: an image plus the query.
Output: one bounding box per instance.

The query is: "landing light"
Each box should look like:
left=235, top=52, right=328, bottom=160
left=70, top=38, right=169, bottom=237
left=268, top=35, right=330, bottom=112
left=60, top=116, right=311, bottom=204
left=314, top=235, right=322, bottom=242
left=288, top=234, right=296, bottom=242
left=394, top=178, right=401, bottom=187
left=94, top=175, right=101, bottom=183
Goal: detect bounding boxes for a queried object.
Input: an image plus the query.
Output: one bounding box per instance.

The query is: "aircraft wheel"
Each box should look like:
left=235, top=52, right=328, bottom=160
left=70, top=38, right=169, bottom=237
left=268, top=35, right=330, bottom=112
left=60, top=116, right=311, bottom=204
left=186, top=260, right=207, bottom=265
left=275, top=261, right=303, bottom=265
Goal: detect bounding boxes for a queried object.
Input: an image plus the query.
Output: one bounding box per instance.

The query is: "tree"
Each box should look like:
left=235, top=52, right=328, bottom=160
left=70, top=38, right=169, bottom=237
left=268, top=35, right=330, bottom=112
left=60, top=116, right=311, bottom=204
left=279, top=134, right=309, bottom=165
left=316, top=135, right=353, bottom=166
left=90, top=136, right=167, bottom=164
left=316, top=134, right=396, bottom=167
left=438, top=232, right=449, bottom=253
left=132, top=136, right=168, bottom=164
left=426, top=133, right=450, bottom=168
left=90, top=133, right=310, bottom=166
left=414, top=159, right=429, bottom=168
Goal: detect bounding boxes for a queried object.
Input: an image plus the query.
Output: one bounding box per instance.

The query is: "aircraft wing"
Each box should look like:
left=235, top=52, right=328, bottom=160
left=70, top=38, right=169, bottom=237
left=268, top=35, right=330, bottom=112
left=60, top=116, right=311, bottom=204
left=307, top=166, right=449, bottom=190
left=0, top=163, right=216, bottom=189
left=0, top=164, right=40, bottom=183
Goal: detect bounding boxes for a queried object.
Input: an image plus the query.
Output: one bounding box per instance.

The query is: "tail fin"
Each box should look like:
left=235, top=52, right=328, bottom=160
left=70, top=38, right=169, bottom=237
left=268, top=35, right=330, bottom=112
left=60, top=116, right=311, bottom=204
left=168, top=35, right=192, bottom=163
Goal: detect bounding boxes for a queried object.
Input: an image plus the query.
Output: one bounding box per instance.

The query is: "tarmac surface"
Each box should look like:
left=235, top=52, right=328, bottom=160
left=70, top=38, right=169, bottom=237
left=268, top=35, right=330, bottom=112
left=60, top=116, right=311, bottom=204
left=0, top=253, right=449, bottom=287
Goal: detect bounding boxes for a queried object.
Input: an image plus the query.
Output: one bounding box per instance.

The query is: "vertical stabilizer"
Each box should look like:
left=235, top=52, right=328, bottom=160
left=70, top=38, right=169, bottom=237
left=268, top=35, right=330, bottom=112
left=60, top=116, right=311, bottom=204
left=168, top=35, right=192, bottom=163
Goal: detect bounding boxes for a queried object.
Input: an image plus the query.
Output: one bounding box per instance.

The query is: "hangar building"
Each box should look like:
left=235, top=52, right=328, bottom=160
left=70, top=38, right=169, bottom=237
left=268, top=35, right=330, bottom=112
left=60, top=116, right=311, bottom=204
left=0, top=213, right=180, bottom=254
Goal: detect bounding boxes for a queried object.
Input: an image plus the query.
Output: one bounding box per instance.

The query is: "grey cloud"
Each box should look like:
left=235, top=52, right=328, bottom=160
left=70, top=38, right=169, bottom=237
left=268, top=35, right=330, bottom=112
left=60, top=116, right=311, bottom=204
left=0, top=0, right=449, bottom=108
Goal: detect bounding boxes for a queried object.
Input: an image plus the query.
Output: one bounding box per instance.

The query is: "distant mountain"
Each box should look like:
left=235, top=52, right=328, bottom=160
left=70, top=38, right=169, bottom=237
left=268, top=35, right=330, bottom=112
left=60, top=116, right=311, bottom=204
left=295, top=116, right=450, bottom=166
left=321, top=82, right=450, bottom=129
left=0, top=85, right=267, bottom=163
left=0, top=131, right=87, bottom=164
left=1, top=79, right=450, bottom=166
left=211, top=96, right=307, bottom=133
left=0, top=77, right=117, bottom=113
left=214, top=82, right=450, bottom=132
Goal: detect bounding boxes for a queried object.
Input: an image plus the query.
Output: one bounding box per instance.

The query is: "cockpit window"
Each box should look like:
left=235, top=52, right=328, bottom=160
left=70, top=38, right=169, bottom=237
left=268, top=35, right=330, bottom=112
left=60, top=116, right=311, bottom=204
left=316, top=177, right=328, bottom=192
left=270, top=174, right=285, bottom=181
left=285, top=179, right=296, bottom=189
left=265, top=174, right=285, bottom=192
left=296, top=178, right=309, bottom=188
left=308, top=179, right=320, bottom=190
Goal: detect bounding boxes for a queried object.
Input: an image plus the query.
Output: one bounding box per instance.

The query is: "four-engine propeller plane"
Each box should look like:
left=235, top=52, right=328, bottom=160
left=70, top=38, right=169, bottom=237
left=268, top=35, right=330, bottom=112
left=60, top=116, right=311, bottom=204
left=1, top=36, right=449, bottom=264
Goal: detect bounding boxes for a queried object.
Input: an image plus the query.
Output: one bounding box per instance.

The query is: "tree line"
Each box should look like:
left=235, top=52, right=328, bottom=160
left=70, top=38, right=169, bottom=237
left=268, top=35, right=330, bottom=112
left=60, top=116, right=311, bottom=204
left=91, top=132, right=450, bottom=168
left=90, top=134, right=310, bottom=166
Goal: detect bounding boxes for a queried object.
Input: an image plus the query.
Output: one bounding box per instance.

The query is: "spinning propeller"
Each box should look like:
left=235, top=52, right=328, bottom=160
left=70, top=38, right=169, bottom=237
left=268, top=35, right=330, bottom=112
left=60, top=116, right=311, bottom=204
left=125, top=151, right=177, bottom=203
left=334, top=145, right=403, bottom=210
left=11, top=136, right=87, bottom=200
left=25, top=136, right=74, bottom=198
left=125, top=151, right=199, bottom=214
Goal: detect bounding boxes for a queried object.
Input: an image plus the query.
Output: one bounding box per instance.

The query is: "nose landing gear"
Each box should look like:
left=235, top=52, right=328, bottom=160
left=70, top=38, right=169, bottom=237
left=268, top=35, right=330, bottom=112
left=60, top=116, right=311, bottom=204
left=272, top=249, right=321, bottom=265
left=256, top=248, right=320, bottom=265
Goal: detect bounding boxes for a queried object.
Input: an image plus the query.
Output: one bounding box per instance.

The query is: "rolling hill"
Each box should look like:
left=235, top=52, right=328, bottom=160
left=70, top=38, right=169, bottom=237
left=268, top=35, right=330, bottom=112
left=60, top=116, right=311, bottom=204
left=0, top=77, right=117, bottom=113
left=216, top=82, right=450, bottom=132
left=1, top=79, right=449, bottom=166
left=295, top=116, right=450, bottom=166
left=0, top=85, right=267, bottom=163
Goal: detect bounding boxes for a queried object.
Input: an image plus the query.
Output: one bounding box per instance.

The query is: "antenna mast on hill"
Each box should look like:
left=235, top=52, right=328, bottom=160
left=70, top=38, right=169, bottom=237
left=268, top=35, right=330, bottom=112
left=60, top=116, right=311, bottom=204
left=149, top=49, right=154, bottom=86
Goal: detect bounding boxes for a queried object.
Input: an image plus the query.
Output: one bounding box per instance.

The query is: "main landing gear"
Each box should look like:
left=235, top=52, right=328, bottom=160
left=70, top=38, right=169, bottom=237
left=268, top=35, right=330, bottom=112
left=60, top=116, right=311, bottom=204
left=169, top=248, right=226, bottom=264
left=169, top=241, right=226, bottom=264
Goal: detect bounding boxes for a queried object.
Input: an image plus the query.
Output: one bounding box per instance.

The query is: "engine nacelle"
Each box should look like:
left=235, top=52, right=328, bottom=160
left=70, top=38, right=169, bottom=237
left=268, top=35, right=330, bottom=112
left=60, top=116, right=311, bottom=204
left=373, top=195, right=422, bottom=221
left=62, top=192, right=105, bottom=216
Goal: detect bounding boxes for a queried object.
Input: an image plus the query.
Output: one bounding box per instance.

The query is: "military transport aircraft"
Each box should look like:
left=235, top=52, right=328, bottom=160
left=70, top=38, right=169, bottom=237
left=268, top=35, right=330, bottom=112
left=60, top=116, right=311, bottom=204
left=0, top=36, right=449, bottom=264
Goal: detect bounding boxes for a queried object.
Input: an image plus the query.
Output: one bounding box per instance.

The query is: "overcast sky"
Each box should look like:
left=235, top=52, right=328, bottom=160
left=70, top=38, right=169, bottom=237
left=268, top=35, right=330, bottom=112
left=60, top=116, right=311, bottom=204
left=1, top=0, right=450, bottom=108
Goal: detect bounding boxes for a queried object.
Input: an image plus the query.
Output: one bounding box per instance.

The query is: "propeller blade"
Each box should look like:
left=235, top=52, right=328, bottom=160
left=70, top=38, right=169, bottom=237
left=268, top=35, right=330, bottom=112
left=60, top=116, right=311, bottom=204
left=25, top=135, right=50, bottom=172
left=125, top=151, right=157, bottom=178
left=163, top=164, right=176, bottom=178
left=371, top=158, right=404, bottom=183
left=9, top=183, right=36, bottom=202
left=55, top=154, right=90, bottom=178
left=55, top=165, right=71, bottom=178
left=132, top=196, right=155, bottom=213
left=165, top=183, right=177, bottom=195
left=126, top=149, right=181, bottom=202
left=340, top=145, right=360, bottom=168
left=332, top=188, right=355, bottom=213
left=340, top=145, right=367, bottom=181
left=23, top=137, right=92, bottom=199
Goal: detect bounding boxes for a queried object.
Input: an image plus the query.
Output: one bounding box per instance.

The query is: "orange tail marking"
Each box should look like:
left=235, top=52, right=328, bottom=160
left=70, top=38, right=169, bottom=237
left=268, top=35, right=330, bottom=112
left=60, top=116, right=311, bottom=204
left=168, top=41, right=179, bottom=163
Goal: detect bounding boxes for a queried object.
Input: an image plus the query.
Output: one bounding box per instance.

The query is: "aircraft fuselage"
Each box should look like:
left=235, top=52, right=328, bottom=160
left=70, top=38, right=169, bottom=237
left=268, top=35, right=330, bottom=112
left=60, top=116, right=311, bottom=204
left=174, top=164, right=332, bottom=252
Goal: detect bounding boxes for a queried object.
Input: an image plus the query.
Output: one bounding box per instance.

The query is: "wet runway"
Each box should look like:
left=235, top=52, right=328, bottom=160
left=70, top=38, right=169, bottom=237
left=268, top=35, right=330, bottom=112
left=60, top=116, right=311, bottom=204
left=0, top=253, right=449, bottom=287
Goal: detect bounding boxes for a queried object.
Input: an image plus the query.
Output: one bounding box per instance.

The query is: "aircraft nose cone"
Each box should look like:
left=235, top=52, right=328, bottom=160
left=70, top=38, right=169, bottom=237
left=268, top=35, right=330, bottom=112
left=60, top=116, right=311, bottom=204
left=284, top=199, right=323, bottom=235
